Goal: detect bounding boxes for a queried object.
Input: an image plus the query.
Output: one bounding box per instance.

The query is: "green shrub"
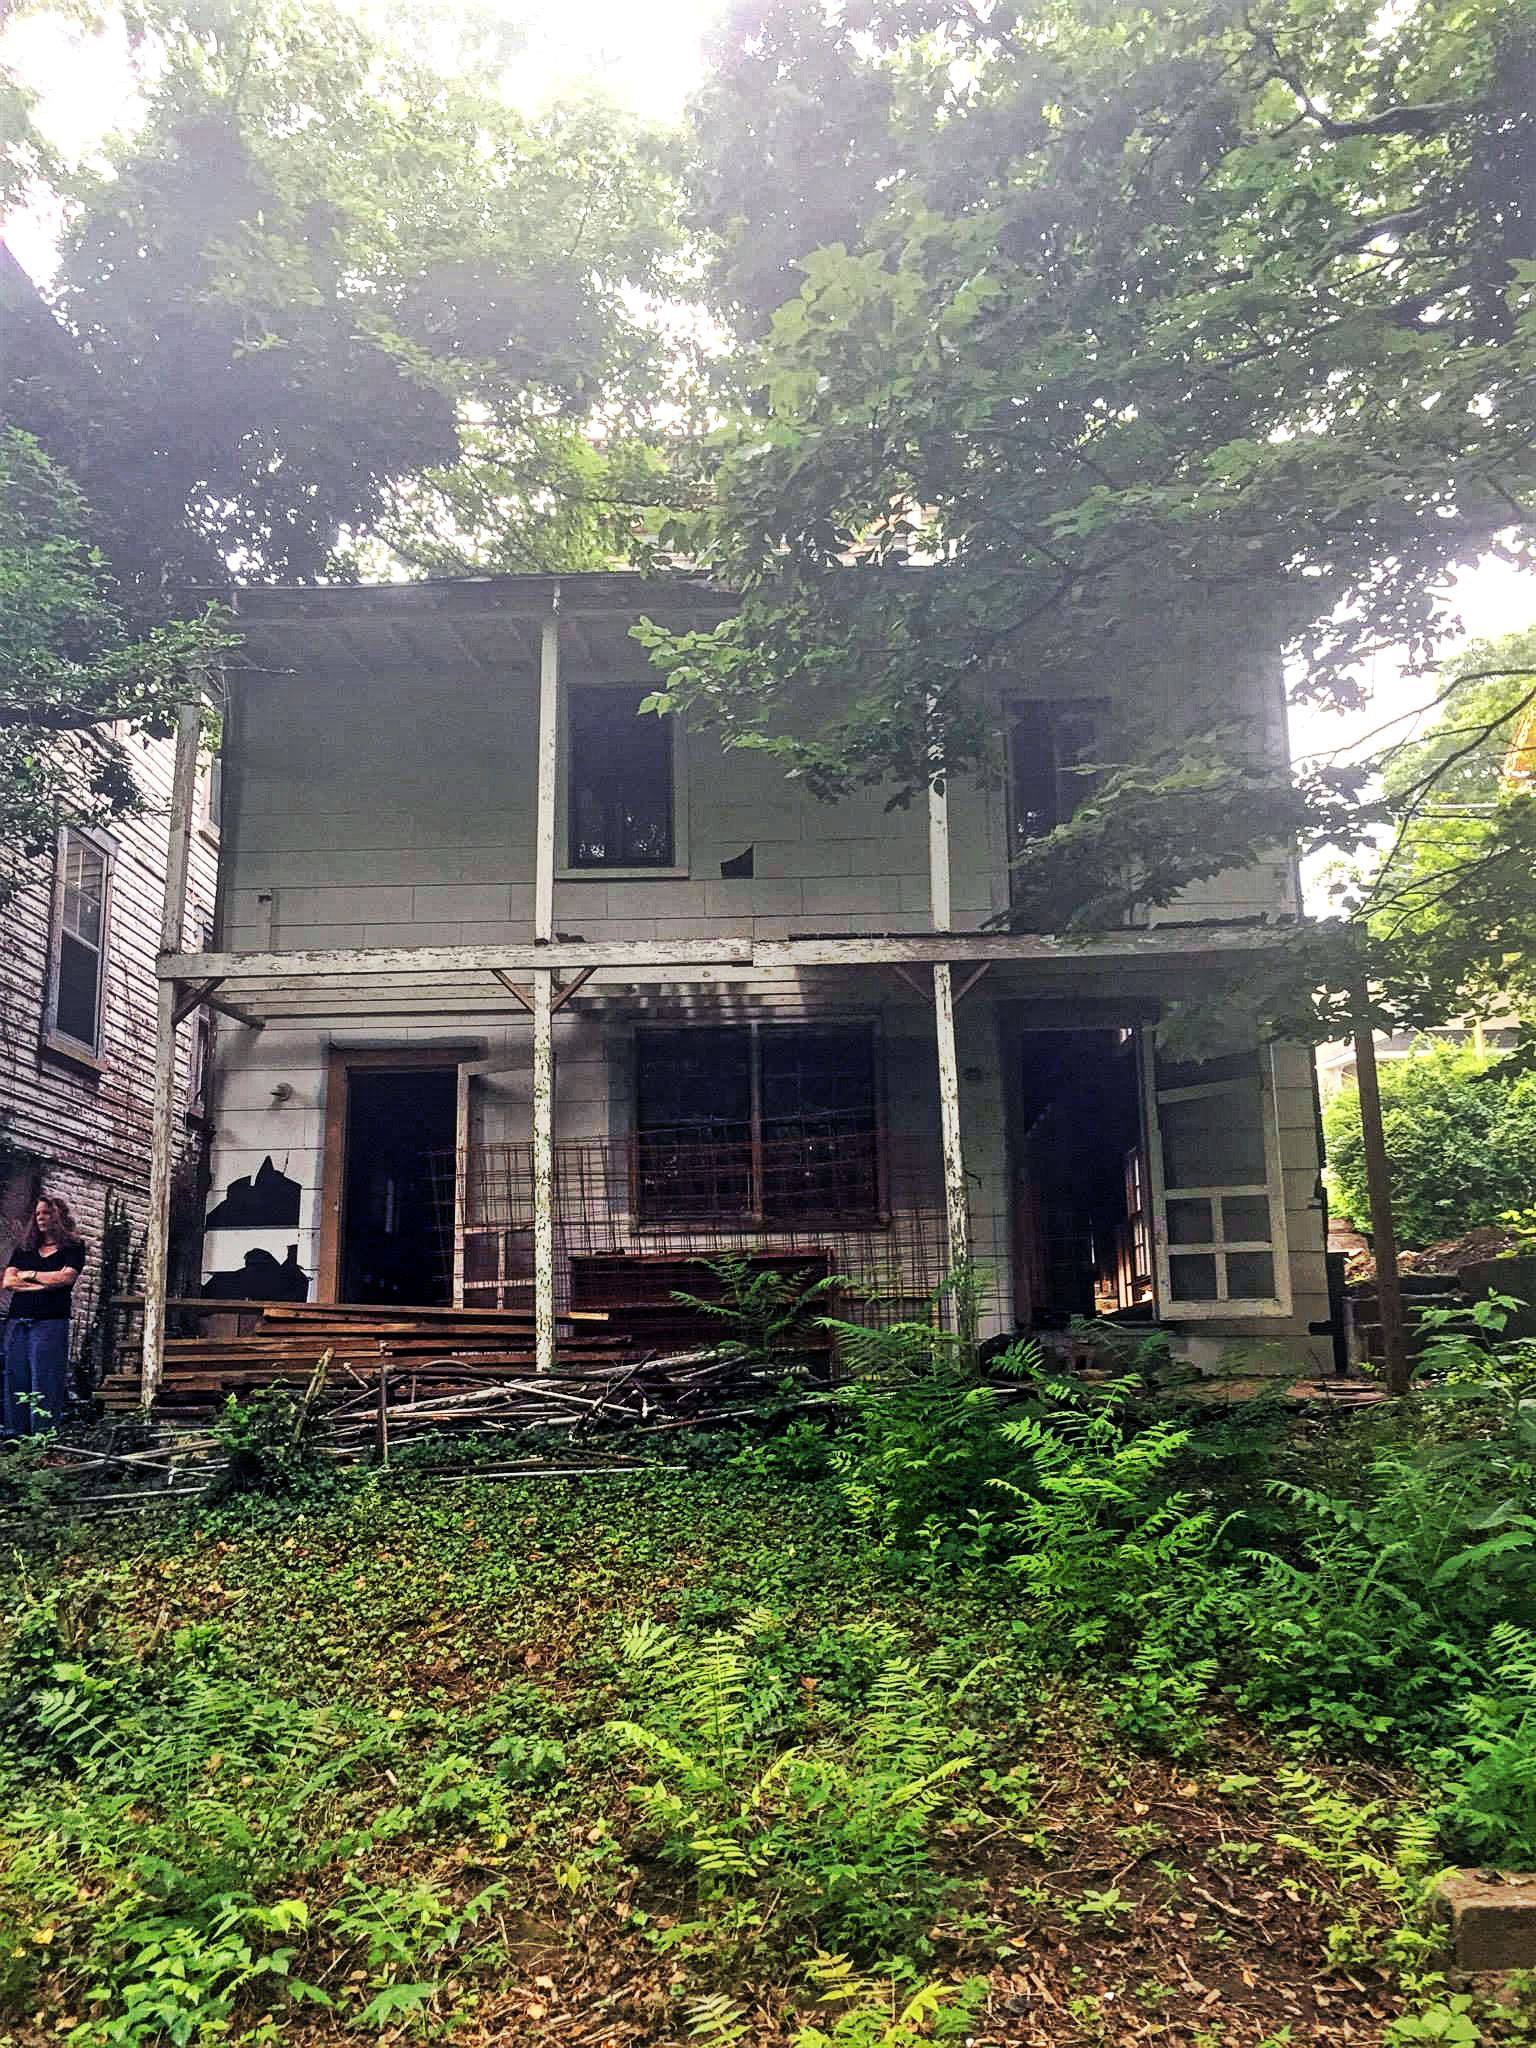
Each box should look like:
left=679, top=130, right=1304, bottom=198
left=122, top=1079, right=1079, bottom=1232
left=1324, top=1042, right=1536, bottom=1247
left=207, top=1368, right=336, bottom=1501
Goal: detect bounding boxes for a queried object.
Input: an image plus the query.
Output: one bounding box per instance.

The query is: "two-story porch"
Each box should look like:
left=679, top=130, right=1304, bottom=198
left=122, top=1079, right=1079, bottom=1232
left=138, top=573, right=1332, bottom=1401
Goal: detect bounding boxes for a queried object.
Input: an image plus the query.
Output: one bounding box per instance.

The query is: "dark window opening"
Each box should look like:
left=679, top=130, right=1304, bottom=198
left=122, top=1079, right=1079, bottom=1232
left=341, top=1067, right=458, bottom=1304
left=1007, top=701, right=1103, bottom=922
left=1011, top=1028, right=1147, bottom=1329
left=568, top=684, right=674, bottom=868
left=635, top=1024, right=880, bottom=1222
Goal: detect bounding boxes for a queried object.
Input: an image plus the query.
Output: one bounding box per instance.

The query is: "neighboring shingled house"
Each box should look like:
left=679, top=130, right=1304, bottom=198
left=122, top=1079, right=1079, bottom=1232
left=135, top=572, right=1333, bottom=1394
left=0, top=723, right=220, bottom=1359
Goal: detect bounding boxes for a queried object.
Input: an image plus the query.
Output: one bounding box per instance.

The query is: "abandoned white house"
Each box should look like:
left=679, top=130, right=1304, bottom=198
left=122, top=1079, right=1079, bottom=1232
left=138, top=572, right=1334, bottom=1395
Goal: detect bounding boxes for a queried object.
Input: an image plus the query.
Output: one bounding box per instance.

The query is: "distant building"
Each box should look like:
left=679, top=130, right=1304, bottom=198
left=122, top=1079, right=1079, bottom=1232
left=1316, top=1020, right=1521, bottom=1101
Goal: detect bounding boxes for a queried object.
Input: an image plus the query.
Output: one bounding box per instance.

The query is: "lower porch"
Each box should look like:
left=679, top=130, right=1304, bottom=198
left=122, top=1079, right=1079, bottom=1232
left=138, top=927, right=1332, bottom=1407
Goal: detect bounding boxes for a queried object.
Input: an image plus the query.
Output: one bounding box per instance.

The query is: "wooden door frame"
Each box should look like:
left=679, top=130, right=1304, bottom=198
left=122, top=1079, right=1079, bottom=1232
left=316, top=1044, right=480, bottom=1304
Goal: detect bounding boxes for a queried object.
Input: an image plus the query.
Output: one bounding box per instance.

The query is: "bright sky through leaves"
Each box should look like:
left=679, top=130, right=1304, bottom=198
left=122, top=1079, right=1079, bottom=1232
left=2, top=0, right=1529, bottom=847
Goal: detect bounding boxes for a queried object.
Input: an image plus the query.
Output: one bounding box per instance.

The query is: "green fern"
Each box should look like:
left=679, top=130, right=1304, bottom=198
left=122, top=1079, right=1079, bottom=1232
left=687, top=1991, right=751, bottom=2044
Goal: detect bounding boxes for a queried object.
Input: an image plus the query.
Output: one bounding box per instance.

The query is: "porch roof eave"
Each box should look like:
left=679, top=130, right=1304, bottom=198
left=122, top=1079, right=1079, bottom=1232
left=156, top=922, right=1300, bottom=1025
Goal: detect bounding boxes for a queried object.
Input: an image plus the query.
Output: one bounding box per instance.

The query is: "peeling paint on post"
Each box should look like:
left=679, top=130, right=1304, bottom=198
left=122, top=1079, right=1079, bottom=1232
left=933, top=962, right=971, bottom=1324
left=141, top=695, right=204, bottom=1407
left=532, top=966, right=555, bottom=1374
left=927, top=757, right=971, bottom=1337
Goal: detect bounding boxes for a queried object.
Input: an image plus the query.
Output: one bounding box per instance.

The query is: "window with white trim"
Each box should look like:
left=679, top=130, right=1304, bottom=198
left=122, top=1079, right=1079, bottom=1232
left=566, top=685, right=677, bottom=870
left=46, top=828, right=112, bottom=1058
left=1142, top=1040, right=1291, bottom=1315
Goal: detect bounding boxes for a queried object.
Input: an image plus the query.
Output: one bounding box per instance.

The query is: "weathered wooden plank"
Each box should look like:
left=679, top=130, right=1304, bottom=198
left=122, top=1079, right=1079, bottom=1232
left=158, top=938, right=755, bottom=980
left=159, top=924, right=1287, bottom=987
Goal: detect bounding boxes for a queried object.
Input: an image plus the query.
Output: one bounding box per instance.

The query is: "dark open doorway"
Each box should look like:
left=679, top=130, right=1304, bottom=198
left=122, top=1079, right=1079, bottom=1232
left=1010, top=1028, right=1151, bottom=1328
left=340, top=1066, right=457, bottom=1305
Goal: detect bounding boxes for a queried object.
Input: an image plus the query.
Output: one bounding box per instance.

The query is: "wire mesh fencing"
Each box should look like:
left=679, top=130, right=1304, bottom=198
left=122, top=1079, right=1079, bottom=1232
left=428, top=1133, right=1013, bottom=1337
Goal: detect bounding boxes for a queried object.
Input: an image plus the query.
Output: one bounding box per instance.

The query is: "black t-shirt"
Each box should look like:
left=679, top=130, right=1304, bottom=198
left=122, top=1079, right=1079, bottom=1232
left=5, top=1238, right=87, bottom=1321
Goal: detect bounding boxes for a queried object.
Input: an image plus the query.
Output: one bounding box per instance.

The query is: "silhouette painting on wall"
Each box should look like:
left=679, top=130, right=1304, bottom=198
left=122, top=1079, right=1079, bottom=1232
left=202, top=1245, right=311, bottom=1302
left=205, top=1157, right=301, bottom=1230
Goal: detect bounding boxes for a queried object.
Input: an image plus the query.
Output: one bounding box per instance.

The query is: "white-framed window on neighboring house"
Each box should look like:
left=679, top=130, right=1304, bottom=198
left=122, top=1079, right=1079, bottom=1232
left=1140, top=1037, right=1292, bottom=1317
left=560, top=682, right=688, bottom=877
left=1115, top=1145, right=1155, bottom=1309
left=45, top=827, right=113, bottom=1061
left=195, top=751, right=223, bottom=840
left=188, top=1012, right=213, bottom=1121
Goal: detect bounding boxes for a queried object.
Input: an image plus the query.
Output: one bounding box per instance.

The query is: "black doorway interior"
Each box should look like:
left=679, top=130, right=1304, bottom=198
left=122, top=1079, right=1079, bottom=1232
left=1012, top=1028, right=1148, bottom=1327
left=340, top=1066, right=457, bottom=1305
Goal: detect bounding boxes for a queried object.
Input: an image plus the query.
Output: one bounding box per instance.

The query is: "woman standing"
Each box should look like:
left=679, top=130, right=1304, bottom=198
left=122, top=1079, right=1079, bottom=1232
left=2, top=1196, right=87, bottom=1437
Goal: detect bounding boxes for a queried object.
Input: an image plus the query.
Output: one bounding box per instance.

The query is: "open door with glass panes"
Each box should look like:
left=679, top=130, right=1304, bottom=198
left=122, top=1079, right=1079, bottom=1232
left=1139, top=1035, right=1292, bottom=1318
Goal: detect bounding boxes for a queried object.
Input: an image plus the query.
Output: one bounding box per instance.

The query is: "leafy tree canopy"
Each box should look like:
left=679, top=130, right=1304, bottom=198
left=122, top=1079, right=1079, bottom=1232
left=636, top=0, right=1533, bottom=986
left=0, top=426, right=230, bottom=906
left=1324, top=1040, right=1536, bottom=1248
left=1340, top=626, right=1536, bottom=1024
left=1, top=0, right=691, bottom=583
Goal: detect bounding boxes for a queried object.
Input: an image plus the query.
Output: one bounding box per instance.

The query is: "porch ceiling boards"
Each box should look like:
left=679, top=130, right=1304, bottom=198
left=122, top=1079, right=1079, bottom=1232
left=218, top=571, right=739, bottom=684
left=158, top=923, right=1294, bottom=1026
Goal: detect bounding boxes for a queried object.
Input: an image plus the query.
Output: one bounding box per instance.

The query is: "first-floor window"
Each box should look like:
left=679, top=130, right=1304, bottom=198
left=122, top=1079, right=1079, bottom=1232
left=47, top=828, right=111, bottom=1057
left=635, top=1023, right=880, bottom=1222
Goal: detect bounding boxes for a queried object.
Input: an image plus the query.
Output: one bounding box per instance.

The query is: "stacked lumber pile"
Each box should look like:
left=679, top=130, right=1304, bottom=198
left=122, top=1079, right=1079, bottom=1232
left=321, top=1346, right=827, bottom=1458
left=99, top=1299, right=630, bottom=1415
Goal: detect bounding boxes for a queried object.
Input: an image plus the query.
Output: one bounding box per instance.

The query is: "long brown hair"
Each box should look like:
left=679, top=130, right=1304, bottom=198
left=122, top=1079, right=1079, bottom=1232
left=20, top=1194, right=78, bottom=1257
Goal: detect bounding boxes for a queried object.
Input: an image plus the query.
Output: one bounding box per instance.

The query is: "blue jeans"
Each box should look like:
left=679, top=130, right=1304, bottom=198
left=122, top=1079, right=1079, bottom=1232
left=2, top=1318, right=72, bottom=1436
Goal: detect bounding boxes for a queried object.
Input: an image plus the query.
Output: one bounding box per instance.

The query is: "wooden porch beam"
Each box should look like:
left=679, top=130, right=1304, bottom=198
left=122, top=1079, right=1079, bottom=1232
left=158, top=924, right=1285, bottom=984
left=172, top=978, right=221, bottom=1027
left=952, top=961, right=994, bottom=1004
left=551, top=966, right=596, bottom=1013
left=491, top=970, right=535, bottom=1013
left=887, top=963, right=931, bottom=1001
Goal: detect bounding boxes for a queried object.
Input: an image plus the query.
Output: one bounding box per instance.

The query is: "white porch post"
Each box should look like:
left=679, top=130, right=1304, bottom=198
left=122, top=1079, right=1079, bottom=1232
left=532, top=593, right=560, bottom=1373
left=531, top=968, right=556, bottom=1374
left=928, top=763, right=971, bottom=1317
left=535, top=594, right=560, bottom=944
left=140, top=695, right=203, bottom=1407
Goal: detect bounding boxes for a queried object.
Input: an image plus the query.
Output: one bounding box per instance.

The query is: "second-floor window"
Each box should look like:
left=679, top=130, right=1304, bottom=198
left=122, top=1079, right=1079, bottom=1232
left=1008, top=698, right=1101, bottom=854
left=46, top=828, right=112, bottom=1058
left=567, top=685, right=675, bottom=869
left=634, top=1023, right=881, bottom=1223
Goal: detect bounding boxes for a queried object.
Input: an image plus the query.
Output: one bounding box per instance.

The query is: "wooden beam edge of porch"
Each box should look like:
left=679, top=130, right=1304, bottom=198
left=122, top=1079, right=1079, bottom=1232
left=157, top=921, right=1297, bottom=987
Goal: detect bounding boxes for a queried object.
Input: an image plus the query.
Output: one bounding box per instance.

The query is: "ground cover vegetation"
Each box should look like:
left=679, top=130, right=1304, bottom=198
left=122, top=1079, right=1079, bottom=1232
left=7, top=1302, right=1536, bottom=2045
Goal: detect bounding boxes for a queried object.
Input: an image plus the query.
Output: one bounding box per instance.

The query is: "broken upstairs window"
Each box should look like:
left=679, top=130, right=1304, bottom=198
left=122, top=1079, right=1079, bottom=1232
left=567, top=684, right=675, bottom=868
